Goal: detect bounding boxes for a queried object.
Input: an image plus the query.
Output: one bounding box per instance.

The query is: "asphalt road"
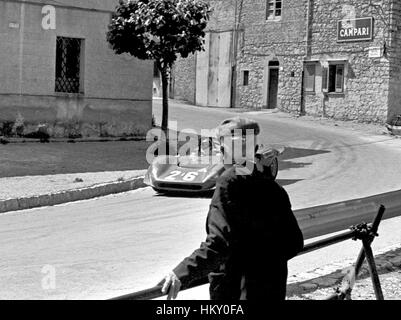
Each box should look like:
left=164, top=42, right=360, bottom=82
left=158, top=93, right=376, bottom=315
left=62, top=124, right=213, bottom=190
left=1, top=100, right=401, bottom=300
left=153, top=99, right=401, bottom=208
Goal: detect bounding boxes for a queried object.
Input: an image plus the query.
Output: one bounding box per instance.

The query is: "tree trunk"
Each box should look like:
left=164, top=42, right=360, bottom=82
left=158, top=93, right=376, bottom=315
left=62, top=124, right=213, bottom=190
left=161, top=67, right=169, bottom=137
left=160, top=66, right=169, bottom=154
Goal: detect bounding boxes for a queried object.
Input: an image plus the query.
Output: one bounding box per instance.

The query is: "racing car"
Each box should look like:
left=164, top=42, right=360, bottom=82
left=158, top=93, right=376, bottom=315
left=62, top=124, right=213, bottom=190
left=144, top=136, right=282, bottom=193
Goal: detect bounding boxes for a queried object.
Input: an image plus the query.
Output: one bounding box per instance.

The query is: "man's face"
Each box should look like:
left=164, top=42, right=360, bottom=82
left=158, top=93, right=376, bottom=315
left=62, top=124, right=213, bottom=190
left=219, top=133, right=257, bottom=167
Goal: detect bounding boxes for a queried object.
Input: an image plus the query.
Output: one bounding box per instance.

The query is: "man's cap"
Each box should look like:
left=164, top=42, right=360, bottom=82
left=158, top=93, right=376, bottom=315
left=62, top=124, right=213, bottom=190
left=216, top=117, right=260, bottom=139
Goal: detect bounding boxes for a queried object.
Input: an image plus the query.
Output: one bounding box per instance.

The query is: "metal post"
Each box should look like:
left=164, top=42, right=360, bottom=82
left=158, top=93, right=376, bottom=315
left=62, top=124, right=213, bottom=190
left=363, top=239, right=384, bottom=300
left=354, top=205, right=385, bottom=277
left=327, top=205, right=385, bottom=300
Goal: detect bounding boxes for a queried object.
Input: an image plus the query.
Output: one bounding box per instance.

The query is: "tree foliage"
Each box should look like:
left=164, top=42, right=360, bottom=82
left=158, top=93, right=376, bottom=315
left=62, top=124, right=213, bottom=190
left=107, top=0, right=211, bottom=70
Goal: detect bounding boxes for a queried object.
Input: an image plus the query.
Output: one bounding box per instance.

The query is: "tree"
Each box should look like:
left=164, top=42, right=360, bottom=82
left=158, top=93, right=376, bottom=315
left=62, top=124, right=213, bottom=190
left=107, top=0, right=211, bottom=139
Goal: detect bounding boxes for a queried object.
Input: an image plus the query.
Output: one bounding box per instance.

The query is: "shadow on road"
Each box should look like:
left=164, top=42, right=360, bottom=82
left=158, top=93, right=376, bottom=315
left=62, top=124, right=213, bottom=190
left=281, top=147, right=331, bottom=161
left=278, top=147, right=331, bottom=172
left=277, top=179, right=304, bottom=187
left=279, top=160, right=313, bottom=171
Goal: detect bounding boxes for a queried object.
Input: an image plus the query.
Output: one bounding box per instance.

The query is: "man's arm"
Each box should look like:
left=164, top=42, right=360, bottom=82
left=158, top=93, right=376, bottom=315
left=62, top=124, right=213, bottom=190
left=160, top=175, right=237, bottom=297
left=280, top=188, right=304, bottom=260
left=174, top=175, right=236, bottom=287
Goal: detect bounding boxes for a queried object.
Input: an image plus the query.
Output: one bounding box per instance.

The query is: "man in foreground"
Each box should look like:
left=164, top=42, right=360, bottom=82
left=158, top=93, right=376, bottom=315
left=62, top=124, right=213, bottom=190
left=160, top=117, right=304, bottom=300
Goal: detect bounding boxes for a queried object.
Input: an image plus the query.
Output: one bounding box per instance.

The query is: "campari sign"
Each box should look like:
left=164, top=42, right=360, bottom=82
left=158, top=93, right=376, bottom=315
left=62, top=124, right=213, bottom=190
left=337, top=17, right=373, bottom=42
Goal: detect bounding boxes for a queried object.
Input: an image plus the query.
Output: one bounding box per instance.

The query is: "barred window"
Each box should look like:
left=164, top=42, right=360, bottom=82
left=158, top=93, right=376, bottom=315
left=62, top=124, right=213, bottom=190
left=55, top=37, right=83, bottom=93
left=266, top=0, right=282, bottom=20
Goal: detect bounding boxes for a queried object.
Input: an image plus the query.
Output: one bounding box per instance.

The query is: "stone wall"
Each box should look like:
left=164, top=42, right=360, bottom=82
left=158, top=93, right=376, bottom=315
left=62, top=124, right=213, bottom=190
left=172, top=0, right=237, bottom=105
left=172, top=0, right=400, bottom=123
left=236, top=0, right=307, bottom=111
left=207, top=0, right=237, bottom=31
left=304, top=0, right=392, bottom=123
left=173, top=54, right=196, bottom=103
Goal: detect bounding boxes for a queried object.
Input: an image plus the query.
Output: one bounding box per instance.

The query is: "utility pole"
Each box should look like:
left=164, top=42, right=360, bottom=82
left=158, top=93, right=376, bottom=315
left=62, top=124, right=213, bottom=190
left=301, top=0, right=314, bottom=116
left=231, top=0, right=244, bottom=108
left=19, top=0, right=26, bottom=97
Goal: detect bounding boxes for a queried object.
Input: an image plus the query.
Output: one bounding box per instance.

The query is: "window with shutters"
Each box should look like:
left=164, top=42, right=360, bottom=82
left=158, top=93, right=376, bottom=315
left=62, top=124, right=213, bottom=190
left=304, top=63, right=316, bottom=93
left=55, top=37, right=84, bottom=94
left=266, top=0, right=282, bottom=20
left=322, top=62, right=345, bottom=93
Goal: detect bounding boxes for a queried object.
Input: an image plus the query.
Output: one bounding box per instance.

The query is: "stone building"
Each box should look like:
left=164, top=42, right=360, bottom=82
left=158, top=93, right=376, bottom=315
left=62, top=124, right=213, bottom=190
left=0, top=0, right=153, bottom=138
left=173, top=0, right=401, bottom=123
left=173, top=0, right=237, bottom=108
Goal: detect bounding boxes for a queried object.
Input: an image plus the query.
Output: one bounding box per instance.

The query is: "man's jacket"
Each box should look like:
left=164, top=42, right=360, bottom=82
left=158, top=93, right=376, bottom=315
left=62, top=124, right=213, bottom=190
left=173, top=164, right=304, bottom=300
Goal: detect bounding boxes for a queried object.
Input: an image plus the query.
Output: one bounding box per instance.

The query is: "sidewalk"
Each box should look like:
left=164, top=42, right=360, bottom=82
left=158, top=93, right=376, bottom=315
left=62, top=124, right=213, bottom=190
left=0, top=170, right=146, bottom=214
left=173, top=223, right=401, bottom=301
left=287, top=247, right=401, bottom=300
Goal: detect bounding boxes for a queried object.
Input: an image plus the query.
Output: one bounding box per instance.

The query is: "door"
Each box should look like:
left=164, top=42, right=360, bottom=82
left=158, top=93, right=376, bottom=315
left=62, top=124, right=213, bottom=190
left=268, top=67, right=279, bottom=109
left=195, top=33, right=210, bottom=107
left=208, top=32, right=219, bottom=107
left=217, top=31, right=232, bottom=108
left=195, top=31, right=232, bottom=108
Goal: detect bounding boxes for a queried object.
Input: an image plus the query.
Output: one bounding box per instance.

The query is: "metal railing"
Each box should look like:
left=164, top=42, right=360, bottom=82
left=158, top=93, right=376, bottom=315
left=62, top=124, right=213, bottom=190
left=109, top=205, right=386, bottom=300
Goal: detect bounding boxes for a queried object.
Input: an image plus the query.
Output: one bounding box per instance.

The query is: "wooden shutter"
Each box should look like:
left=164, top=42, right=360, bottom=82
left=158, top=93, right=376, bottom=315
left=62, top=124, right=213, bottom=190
left=322, top=67, right=328, bottom=92
left=266, top=0, right=274, bottom=19
left=335, top=65, right=344, bottom=93
left=304, top=64, right=315, bottom=92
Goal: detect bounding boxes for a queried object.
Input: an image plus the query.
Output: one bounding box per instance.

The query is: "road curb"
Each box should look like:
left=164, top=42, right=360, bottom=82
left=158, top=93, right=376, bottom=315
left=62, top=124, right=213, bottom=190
left=287, top=247, right=401, bottom=298
left=0, top=176, right=147, bottom=214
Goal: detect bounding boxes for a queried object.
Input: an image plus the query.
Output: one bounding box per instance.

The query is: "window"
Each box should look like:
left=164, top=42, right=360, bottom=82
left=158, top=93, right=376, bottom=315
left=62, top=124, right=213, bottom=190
left=322, top=63, right=345, bottom=93
left=304, top=63, right=316, bottom=93
left=153, top=61, right=160, bottom=78
left=243, top=70, right=249, bottom=86
left=266, top=0, right=282, bottom=20
left=55, top=37, right=84, bottom=93
left=269, top=60, right=279, bottom=67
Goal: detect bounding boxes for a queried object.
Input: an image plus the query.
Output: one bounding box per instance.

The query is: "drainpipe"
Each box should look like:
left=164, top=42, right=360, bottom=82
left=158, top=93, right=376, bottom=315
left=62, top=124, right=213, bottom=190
left=19, top=0, right=26, bottom=97
left=305, top=0, right=313, bottom=59
left=301, top=0, right=313, bottom=115
left=231, top=0, right=244, bottom=108
left=387, top=0, right=396, bottom=122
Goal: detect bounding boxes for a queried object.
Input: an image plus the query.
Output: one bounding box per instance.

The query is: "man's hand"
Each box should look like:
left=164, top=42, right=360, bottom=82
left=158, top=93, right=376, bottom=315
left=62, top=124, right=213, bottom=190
left=160, top=271, right=181, bottom=300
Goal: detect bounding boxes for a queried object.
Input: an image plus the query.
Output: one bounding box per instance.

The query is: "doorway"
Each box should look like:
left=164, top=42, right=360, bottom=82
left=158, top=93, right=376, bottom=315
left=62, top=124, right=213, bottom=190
left=268, top=61, right=279, bottom=109
left=195, top=31, right=233, bottom=108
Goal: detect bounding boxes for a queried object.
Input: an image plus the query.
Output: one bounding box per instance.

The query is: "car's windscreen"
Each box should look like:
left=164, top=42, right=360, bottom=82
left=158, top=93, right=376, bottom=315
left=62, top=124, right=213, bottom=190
left=193, top=137, right=221, bottom=156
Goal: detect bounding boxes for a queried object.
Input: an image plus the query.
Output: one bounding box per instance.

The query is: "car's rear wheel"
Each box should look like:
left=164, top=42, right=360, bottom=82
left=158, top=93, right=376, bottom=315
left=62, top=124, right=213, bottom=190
left=270, top=157, right=279, bottom=180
